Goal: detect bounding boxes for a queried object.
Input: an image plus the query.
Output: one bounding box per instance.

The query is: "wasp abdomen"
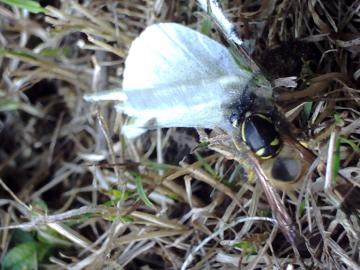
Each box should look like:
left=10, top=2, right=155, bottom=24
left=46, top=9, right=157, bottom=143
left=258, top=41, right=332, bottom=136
left=240, top=113, right=281, bottom=159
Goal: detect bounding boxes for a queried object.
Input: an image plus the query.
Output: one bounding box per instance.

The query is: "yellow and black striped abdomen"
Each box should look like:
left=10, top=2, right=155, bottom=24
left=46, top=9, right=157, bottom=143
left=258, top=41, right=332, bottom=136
left=241, top=113, right=282, bottom=159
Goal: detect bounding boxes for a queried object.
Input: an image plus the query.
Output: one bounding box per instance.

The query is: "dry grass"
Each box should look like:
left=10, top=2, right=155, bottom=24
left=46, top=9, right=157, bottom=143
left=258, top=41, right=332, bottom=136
left=0, top=0, right=359, bottom=269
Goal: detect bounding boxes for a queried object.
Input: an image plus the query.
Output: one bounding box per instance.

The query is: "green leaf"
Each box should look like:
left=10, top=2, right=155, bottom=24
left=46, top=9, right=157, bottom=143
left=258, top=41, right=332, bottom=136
left=339, top=136, right=360, bottom=155
left=229, top=46, right=253, bottom=73
left=145, top=161, right=176, bottom=173
left=333, top=135, right=341, bottom=181
left=101, top=189, right=133, bottom=206
left=38, top=47, right=72, bottom=58
left=233, top=241, right=257, bottom=255
left=31, top=199, right=48, bottom=212
left=135, top=175, right=154, bottom=208
left=299, top=200, right=306, bottom=215
left=166, top=192, right=180, bottom=201
left=0, top=99, right=20, bottom=112
left=200, top=17, right=213, bottom=36
left=0, top=48, right=38, bottom=61
left=36, top=227, right=71, bottom=247
left=194, top=152, right=218, bottom=178
left=0, top=0, right=47, bottom=13
left=10, top=230, right=35, bottom=246
left=303, top=101, right=313, bottom=121
left=119, top=215, right=134, bottom=223
left=106, top=188, right=131, bottom=201
left=2, top=242, right=50, bottom=270
left=39, top=47, right=63, bottom=57
left=334, top=113, right=343, bottom=125
left=197, top=141, right=210, bottom=148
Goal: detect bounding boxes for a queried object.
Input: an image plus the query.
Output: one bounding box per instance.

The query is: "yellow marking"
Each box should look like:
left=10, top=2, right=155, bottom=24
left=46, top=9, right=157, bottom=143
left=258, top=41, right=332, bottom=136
left=255, top=148, right=265, bottom=157
left=255, top=113, right=271, bottom=123
left=270, top=138, right=280, bottom=146
left=260, top=155, right=274, bottom=160
left=241, top=121, right=246, bottom=142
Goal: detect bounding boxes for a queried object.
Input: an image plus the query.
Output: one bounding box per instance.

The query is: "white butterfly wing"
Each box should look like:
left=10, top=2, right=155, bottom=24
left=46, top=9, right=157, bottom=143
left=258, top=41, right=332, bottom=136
left=85, top=23, right=256, bottom=138
left=123, top=23, right=251, bottom=88
left=120, top=23, right=254, bottom=137
left=119, top=75, right=249, bottom=137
